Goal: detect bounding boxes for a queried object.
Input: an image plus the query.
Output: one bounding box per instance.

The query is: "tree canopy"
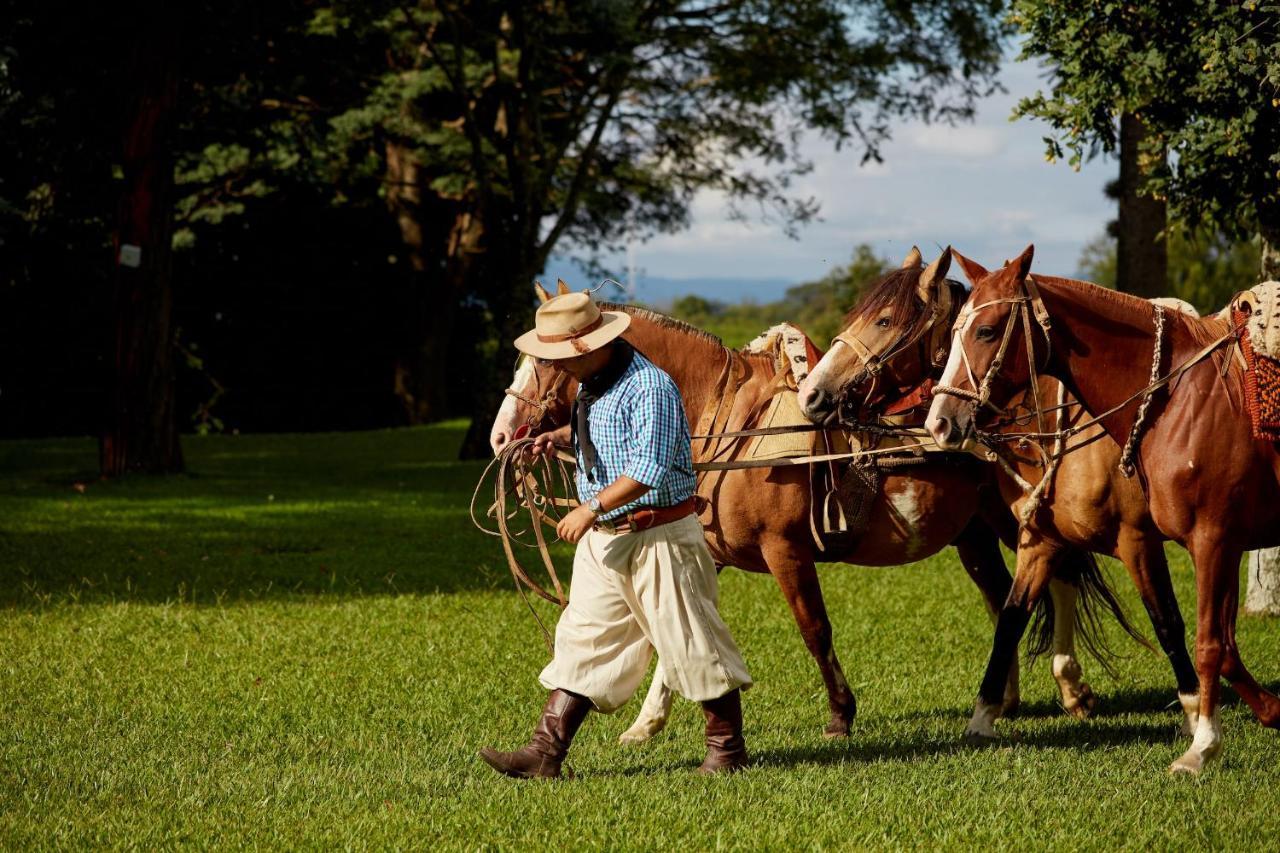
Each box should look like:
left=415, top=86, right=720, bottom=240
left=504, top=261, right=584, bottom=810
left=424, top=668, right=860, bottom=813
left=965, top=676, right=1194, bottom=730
left=1012, top=0, right=1280, bottom=266
left=2, top=0, right=1014, bottom=458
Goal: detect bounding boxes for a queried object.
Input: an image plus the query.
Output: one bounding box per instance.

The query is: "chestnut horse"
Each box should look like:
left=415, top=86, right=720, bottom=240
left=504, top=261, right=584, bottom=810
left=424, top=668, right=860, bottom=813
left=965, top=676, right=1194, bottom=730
left=926, top=245, right=1280, bottom=774
left=490, top=292, right=1125, bottom=743
left=798, top=248, right=1198, bottom=741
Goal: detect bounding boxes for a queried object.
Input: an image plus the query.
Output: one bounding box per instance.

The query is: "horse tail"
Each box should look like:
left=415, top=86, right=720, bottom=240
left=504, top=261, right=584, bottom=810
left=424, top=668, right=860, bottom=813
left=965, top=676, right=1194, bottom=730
left=1025, top=547, right=1152, bottom=673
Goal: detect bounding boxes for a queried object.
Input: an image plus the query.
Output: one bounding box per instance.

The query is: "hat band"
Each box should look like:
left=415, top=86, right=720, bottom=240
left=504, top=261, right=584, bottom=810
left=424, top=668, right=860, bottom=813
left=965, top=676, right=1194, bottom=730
left=536, top=314, right=603, bottom=343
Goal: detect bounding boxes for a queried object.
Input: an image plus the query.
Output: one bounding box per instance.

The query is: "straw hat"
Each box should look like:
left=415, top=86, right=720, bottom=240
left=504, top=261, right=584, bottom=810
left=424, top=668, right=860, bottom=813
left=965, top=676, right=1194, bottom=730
left=514, top=290, right=631, bottom=360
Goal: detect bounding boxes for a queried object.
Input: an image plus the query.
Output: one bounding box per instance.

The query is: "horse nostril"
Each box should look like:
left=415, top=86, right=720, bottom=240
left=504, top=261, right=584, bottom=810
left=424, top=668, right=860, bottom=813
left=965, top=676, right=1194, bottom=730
left=803, top=387, right=828, bottom=414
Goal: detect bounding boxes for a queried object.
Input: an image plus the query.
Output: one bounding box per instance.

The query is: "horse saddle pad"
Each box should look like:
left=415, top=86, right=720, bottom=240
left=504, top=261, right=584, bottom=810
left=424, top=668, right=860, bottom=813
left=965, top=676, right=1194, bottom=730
left=743, top=323, right=827, bottom=461
left=1232, top=282, right=1280, bottom=441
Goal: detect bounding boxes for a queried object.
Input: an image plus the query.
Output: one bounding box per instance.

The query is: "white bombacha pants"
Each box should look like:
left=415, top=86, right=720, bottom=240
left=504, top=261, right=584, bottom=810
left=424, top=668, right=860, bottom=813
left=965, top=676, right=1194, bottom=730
left=539, top=514, right=753, bottom=712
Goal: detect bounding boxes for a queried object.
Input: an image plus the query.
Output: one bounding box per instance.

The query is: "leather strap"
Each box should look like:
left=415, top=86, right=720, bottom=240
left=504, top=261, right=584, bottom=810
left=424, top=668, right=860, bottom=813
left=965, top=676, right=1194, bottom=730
left=594, top=497, right=697, bottom=535
left=537, top=315, right=603, bottom=343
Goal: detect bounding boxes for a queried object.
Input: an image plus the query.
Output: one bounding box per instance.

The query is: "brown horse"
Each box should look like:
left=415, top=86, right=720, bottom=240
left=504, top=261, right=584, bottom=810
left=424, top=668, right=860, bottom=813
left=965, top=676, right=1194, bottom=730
left=490, top=289, right=1124, bottom=743
left=798, top=248, right=1199, bottom=741
left=926, top=244, right=1280, bottom=774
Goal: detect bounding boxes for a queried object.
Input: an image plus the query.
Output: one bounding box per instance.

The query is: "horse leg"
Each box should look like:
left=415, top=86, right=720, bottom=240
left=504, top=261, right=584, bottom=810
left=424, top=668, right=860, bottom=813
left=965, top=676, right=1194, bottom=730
left=1219, top=576, right=1280, bottom=729
left=1045, top=577, right=1098, bottom=720
left=1117, top=531, right=1199, bottom=734
left=1169, top=536, right=1240, bottom=775
left=618, top=657, right=675, bottom=745
left=765, top=547, right=856, bottom=737
left=965, top=532, right=1058, bottom=742
left=952, top=518, right=1020, bottom=714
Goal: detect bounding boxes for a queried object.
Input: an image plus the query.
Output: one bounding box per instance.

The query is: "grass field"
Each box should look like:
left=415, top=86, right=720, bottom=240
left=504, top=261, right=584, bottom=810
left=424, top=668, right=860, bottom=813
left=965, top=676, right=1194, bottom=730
left=4, top=423, right=1280, bottom=849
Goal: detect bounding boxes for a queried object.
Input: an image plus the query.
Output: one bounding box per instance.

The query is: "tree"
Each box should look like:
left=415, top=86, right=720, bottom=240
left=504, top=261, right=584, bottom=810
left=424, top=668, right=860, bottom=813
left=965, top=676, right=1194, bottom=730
left=1077, top=230, right=1259, bottom=315
left=1112, top=113, right=1167, bottom=297
left=101, top=1, right=185, bottom=475
left=299, top=0, right=1009, bottom=456
left=1014, top=0, right=1280, bottom=612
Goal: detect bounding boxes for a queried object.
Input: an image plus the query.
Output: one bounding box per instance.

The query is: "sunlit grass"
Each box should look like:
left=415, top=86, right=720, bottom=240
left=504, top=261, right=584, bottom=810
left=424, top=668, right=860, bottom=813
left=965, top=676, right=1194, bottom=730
left=3, top=423, right=1280, bottom=847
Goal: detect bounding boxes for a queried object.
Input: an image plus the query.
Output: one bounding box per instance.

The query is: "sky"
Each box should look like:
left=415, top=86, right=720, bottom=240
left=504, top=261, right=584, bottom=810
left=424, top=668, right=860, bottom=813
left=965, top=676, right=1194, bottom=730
left=546, top=57, right=1116, bottom=307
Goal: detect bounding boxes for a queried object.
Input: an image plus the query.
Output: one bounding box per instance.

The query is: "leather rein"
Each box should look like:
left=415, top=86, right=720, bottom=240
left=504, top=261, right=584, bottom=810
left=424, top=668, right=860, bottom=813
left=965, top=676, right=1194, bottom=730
left=932, top=276, right=1244, bottom=483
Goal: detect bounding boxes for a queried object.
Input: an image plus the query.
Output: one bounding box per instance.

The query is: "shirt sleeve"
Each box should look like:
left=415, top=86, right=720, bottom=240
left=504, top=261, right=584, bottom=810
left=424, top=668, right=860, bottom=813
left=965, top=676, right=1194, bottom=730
left=621, top=385, right=685, bottom=488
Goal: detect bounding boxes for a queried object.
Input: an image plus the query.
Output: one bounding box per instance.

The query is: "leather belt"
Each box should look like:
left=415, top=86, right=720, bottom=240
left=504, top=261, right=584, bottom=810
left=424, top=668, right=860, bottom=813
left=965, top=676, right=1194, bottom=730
left=593, top=497, right=697, bottom=535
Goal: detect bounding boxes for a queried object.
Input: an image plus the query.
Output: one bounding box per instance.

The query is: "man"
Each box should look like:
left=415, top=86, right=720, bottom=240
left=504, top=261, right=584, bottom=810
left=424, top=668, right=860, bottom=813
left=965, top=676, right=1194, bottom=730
left=480, top=289, right=753, bottom=779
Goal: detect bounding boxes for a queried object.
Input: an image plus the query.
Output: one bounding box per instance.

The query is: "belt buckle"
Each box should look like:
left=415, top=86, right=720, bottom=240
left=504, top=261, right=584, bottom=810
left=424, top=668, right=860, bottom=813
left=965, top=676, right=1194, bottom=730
left=595, top=517, right=619, bottom=534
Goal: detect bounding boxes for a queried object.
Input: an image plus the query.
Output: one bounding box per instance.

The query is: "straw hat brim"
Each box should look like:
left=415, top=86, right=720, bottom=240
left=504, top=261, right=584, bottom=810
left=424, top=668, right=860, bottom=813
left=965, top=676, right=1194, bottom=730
left=514, top=310, right=631, bottom=360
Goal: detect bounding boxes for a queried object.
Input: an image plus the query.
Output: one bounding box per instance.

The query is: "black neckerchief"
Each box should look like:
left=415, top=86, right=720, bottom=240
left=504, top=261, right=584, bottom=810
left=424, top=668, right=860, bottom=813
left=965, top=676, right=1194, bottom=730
left=572, top=340, right=635, bottom=483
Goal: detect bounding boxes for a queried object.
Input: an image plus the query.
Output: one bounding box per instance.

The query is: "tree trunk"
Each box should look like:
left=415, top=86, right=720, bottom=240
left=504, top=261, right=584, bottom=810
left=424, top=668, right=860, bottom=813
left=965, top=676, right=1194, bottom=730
left=1245, top=224, right=1280, bottom=615
left=458, top=260, right=537, bottom=459
left=385, top=141, right=482, bottom=425
left=1114, top=112, right=1167, bottom=298
left=100, top=3, right=183, bottom=477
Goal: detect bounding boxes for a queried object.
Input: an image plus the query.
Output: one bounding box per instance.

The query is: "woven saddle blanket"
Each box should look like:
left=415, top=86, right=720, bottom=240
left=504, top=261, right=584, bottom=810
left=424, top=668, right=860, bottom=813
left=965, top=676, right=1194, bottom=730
left=1232, top=281, right=1280, bottom=441
left=742, top=324, right=824, bottom=460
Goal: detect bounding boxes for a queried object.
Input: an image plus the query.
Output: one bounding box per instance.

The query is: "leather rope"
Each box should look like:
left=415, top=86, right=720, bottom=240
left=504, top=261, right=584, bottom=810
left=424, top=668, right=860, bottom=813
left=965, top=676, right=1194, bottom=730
left=935, top=278, right=1244, bottom=490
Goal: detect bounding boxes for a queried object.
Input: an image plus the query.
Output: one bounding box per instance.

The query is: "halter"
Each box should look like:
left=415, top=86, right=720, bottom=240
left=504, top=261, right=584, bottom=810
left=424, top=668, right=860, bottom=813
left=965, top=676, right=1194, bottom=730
left=504, top=356, right=571, bottom=436
left=933, top=276, right=1053, bottom=434
left=829, top=280, right=955, bottom=416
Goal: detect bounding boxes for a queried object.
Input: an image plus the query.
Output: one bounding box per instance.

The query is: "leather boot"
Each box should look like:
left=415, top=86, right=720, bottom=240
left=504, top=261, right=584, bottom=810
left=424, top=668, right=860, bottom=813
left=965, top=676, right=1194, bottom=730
left=698, top=688, right=748, bottom=775
left=479, top=689, right=592, bottom=779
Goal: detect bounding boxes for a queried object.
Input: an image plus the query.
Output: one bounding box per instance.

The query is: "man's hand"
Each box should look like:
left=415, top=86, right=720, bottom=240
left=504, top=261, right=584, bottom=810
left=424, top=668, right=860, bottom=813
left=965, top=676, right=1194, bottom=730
left=527, top=432, right=557, bottom=457
left=556, top=504, right=597, bottom=544
left=526, top=424, right=571, bottom=458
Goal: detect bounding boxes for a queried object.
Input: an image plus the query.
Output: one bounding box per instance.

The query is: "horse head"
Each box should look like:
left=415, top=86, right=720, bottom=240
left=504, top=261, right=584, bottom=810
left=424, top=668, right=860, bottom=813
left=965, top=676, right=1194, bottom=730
left=488, top=282, right=579, bottom=455
left=926, top=244, right=1046, bottom=449
left=798, top=246, right=956, bottom=424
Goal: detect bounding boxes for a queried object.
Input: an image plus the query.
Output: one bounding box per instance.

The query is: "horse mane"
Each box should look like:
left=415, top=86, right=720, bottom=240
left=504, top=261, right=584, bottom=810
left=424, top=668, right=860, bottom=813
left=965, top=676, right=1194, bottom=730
left=1031, top=274, right=1231, bottom=348
left=600, top=302, right=726, bottom=348
left=842, top=267, right=965, bottom=338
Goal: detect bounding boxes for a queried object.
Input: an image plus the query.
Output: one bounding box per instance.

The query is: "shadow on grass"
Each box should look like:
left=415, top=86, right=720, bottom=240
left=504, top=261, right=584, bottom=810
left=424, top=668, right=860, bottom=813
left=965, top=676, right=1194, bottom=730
left=0, top=423, right=574, bottom=607
left=742, top=716, right=1178, bottom=772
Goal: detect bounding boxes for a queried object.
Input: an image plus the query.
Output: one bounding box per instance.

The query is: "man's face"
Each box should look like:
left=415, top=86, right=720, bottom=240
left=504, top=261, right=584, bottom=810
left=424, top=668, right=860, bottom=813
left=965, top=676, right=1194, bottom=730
left=546, top=345, right=611, bottom=381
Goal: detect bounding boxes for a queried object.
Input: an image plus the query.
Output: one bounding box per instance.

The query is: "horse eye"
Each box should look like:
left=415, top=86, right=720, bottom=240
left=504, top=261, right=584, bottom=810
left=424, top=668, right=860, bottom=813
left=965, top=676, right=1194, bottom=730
left=975, top=325, right=996, bottom=342
left=876, top=317, right=891, bottom=328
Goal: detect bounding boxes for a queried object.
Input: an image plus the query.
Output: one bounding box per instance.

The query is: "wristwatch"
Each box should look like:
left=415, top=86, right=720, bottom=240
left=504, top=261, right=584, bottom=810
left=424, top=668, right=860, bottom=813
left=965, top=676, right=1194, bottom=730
left=588, top=497, right=603, bottom=516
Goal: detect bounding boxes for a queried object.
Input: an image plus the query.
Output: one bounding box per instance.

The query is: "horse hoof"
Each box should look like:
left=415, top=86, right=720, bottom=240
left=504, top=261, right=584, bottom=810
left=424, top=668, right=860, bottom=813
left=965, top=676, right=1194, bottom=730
left=823, top=722, right=852, bottom=739
left=618, top=717, right=664, bottom=746
left=618, top=730, right=652, bottom=746
left=963, top=729, right=999, bottom=748
left=1065, top=685, right=1099, bottom=720
left=1168, top=756, right=1203, bottom=776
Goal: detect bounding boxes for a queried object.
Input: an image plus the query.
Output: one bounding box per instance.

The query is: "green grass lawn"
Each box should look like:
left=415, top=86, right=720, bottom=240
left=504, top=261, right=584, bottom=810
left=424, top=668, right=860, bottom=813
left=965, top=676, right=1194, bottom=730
left=4, top=423, right=1280, bottom=848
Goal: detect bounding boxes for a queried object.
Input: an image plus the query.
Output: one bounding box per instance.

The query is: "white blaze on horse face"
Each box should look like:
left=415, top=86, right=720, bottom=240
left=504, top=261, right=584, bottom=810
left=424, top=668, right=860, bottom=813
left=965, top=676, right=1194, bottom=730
left=926, top=323, right=973, bottom=448
left=490, top=355, right=536, bottom=456
left=798, top=342, right=855, bottom=421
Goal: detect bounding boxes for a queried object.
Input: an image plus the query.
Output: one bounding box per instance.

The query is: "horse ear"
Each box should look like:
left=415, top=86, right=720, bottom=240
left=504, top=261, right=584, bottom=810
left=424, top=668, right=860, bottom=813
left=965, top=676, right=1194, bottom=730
left=556, top=279, right=571, bottom=295
left=534, top=281, right=552, bottom=303
left=1011, top=244, right=1035, bottom=281
left=952, top=250, right=990, bottom=286
left=901, top=246, right=922, bottom=269
left=917, top=247, right=952, bottom=302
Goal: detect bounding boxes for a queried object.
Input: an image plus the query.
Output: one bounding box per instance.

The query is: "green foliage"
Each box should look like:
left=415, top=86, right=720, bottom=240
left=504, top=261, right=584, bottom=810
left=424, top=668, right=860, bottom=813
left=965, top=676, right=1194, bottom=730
left=5, top=425, right=1280, bottom=846
left=667, top=245, right=891, bottom=347
left=1012, top=1, right=1280, bottom=240
left=1078, top=230, right=1261, bottom=313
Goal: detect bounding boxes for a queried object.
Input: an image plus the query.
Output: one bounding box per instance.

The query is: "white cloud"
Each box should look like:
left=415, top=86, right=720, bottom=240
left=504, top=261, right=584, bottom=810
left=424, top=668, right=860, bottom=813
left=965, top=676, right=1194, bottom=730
left=905, top=125, right=1008, bottom=159
left=563, top=56, right=1116, bottom=287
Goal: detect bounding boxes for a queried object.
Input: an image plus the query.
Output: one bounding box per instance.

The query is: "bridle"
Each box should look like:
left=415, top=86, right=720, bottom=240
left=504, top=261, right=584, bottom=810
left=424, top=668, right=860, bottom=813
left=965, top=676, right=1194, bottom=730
left=932, top=276, right=1054, bottom=435
left=829, top=280, right=956, bottom=416
left=504, top=356, right=572, bottom=438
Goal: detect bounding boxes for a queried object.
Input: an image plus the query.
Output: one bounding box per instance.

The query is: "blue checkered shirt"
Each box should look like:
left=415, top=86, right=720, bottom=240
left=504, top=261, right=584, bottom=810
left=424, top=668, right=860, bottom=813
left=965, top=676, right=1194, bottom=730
left=574, top=351, right=696, bottom=521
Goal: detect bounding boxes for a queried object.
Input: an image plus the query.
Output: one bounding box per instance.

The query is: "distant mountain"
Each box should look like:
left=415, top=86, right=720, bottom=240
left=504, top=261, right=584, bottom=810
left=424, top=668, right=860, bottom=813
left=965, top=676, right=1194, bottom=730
left=541, top=259, right=795, bottom=308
